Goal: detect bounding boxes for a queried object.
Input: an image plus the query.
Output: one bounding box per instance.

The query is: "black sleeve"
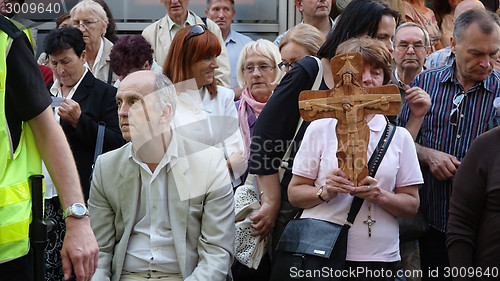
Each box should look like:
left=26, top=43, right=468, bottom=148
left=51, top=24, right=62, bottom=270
left=5, top=32, right=51, bottom=121
left=249, top=56, right=323, bottom=175
left=4, top=32, right=51, bottom=149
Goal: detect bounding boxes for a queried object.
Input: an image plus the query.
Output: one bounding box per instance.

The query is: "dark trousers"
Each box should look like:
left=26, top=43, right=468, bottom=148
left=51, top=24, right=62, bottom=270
left=232, top=253, right=271, bottom=281
left=0, top=248, right=34, bottom=281
left=419, top=227, right=451, bottom=280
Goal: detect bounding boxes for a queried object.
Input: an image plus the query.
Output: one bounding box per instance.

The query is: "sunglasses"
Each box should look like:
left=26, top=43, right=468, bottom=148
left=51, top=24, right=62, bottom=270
left=449, top=91, right=465, bottom=126
left=184, top=24, right=207, bottom=42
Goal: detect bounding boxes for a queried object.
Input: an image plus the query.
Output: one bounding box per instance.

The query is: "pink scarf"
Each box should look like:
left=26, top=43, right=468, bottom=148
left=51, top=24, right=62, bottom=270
left=238, top=88, right=267, bottom=156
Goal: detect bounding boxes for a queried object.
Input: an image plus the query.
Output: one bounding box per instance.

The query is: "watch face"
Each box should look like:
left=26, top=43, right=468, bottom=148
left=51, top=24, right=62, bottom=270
left=317, top=187, right=323, bottom=196
left=73, top=203, right=86, bottom=216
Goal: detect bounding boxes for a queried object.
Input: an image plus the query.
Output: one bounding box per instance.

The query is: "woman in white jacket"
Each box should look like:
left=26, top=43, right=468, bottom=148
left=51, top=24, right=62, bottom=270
left=164, top=24, right=246, bottom=187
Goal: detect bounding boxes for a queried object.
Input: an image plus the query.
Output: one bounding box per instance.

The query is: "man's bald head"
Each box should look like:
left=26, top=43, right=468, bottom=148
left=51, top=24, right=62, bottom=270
left=120, top=70, right=157, bottom=95
left=454, top=0, right=485, bottom=21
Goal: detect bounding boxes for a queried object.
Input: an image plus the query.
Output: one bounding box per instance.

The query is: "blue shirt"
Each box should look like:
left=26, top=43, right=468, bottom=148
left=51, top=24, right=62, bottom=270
left=399, top=63, right=500, bottom=232
left=424, top=46, right=455, bottom=70
left=225, top=29, right=253, bottom=89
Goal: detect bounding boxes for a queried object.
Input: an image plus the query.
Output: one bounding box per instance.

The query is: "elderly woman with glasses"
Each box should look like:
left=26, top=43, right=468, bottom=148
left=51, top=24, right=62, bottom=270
left=70, top=0, right=118, bottom=85
left=278, top=23, right=325, bottom=73
left=235, top=39, right=284, bottom=158
left=164, top=24, right=247, bottom=187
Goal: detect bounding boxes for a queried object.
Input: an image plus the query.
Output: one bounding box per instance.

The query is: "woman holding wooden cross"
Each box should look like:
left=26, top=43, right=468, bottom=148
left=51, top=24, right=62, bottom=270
left=288, top=37, right=423, bottom=280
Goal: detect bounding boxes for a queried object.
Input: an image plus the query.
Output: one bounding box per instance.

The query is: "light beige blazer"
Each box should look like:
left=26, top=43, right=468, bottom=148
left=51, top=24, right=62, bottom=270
left=89, top=138, right=235, bottom=281
left=91, top=37, right=119, bottom=85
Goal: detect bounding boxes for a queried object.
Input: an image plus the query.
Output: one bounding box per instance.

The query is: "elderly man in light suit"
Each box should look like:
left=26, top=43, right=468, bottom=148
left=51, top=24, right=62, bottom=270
left=89, top=71, right=235, bottom=281
left=142, top=0, right=231, bottom=88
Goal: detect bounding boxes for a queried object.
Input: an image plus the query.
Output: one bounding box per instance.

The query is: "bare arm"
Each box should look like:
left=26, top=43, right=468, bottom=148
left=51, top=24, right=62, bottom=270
left=288, top=175, right=323, bottom=209
left=249, top=173, right=281, bottom=239
left=416, top=143, right=460, bottom=181
left=28, top=106, right=98, bottom=281
left=352, top=176, right=419, bottom=218
left=288, top=169, right=355, bottom=209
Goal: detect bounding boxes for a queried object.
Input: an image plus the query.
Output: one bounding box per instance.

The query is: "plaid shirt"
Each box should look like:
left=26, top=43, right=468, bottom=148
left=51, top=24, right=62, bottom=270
left=399, top=62, right=500, bottom=232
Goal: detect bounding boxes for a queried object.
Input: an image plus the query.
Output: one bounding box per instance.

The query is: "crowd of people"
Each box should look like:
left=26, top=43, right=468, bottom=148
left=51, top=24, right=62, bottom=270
left=1, top=0, right=500, bottom=281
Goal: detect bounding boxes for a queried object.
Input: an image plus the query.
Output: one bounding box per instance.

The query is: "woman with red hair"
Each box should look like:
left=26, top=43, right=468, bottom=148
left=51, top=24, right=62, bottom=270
left=164, top=25, right=246, bottom=187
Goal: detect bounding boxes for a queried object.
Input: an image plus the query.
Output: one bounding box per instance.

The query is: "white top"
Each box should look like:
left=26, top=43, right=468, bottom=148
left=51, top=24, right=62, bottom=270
left=292, top=115, right=423, bottom=262
left=91, top=37, right=105, bottom=73
left=173, top=85, right=246, bottom=186
left=122, top=135, right=180, bottom=273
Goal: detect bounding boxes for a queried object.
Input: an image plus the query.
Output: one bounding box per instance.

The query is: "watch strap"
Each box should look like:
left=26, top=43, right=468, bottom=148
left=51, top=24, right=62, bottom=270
left=63, top=203, right=89, bottom=219
left=317, top=186, right=329, bottom=203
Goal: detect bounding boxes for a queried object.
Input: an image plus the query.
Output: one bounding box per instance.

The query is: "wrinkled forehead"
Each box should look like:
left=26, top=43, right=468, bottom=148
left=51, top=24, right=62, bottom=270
left=118, top=81, right=154, bottom=99
left=395, top=26, right=426, bottom=43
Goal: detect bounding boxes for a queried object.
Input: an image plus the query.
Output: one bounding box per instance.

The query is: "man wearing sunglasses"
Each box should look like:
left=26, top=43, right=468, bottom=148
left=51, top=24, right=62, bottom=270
left=142, top=0, right=231, bottom=88
left=399, top=9, right=500, bottom=280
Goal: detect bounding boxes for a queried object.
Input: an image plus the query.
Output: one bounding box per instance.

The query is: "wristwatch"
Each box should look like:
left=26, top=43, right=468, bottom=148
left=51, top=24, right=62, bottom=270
left=63, top=203, right=90, bottom=219
left=317, top=186, right=329, bottom=203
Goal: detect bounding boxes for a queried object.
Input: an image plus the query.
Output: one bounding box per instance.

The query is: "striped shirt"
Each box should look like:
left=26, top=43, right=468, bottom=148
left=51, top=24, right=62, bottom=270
left=399, top=63, right=500, bottom=232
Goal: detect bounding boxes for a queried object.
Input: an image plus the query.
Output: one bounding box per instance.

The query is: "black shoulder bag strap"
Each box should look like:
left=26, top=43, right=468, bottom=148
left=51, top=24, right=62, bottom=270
left=93, top=122, right=106, bottom=167
left=107, top=67, right=113, bottom=85
left=345, top=120, right=397, bottom=226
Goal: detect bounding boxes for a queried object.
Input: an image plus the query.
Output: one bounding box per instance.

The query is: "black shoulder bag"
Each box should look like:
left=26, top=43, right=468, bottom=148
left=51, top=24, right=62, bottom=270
left=270, top=121, right=396, bottom=281
left=89, top=122, right=106, bottom=183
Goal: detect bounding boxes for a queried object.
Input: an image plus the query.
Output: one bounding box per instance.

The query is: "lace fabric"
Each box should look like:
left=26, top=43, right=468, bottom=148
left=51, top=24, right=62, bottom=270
left=234, top=184, right=266, bottom=269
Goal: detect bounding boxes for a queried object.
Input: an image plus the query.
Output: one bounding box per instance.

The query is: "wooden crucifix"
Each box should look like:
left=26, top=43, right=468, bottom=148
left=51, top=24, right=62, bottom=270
left=299, top=52, right=400, bottom=186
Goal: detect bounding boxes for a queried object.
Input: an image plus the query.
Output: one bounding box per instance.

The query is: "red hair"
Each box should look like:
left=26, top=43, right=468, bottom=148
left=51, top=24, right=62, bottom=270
left=164, top=26, right=221, bottom=98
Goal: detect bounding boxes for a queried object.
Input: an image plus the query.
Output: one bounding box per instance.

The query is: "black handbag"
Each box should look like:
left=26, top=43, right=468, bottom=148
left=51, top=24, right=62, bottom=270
left=89, top=121, right=106, bottom=183
left=270, top=121, right=396, bottom=281
left=398, top=207, right=429, bottom=242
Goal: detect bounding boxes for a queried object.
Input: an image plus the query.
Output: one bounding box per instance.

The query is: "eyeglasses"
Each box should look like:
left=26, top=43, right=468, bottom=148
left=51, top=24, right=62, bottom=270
left=278, top=61, right=295, bottom=72
left=395, top=43, right=426, bottom=52
left=184, top=24, right=207, bottom=42
left=449, top=91, right=465, bottom=126
left=72, top=20, right=99, bottom=30
left=242, top=64, right=276, bottom=74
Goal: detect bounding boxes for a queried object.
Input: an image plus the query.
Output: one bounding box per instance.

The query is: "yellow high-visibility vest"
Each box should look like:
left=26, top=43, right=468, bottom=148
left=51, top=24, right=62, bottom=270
left=0, top=18, right=42, bottom=262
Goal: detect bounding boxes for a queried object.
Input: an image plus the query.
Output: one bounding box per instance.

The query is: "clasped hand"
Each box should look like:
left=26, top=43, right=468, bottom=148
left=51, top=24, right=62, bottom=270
left=323, top=168, right=382, bottom=203
left=58, top=99, right=82, bottom=128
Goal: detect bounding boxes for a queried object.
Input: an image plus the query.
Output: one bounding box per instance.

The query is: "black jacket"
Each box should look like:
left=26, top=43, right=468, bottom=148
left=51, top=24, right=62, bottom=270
left=55, top=71, right=125, bottom=200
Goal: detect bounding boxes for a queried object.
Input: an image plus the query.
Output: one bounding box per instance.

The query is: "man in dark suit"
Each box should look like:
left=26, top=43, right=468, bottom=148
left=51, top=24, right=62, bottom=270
left=44, top=27, right=125, bottom=200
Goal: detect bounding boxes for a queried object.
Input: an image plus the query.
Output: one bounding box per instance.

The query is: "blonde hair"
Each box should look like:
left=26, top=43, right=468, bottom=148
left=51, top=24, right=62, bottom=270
left=236, top=39, right=284, bottom=87
left=70, top=0, right=108, bottom=25
left=279, top=23, right=326, bottom=56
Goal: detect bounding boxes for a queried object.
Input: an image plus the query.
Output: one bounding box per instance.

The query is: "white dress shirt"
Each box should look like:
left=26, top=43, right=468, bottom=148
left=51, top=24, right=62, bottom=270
left=122, top=136, right=181, bottom=274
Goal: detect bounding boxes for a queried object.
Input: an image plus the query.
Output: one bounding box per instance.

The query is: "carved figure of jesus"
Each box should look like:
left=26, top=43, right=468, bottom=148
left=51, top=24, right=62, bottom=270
left=298, top=52, right=400, bottom=186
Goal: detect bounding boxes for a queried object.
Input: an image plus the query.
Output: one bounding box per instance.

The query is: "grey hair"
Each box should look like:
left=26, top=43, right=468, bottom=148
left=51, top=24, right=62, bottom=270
left=236, top=39, right=284, bottom=87
left=393, top=22, right=430, bottom=48
left=153, top=73, right=177, bottom=118
left=70, top=0, right=108, bottom=24
left=454, top=9, right=500, bottom=43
